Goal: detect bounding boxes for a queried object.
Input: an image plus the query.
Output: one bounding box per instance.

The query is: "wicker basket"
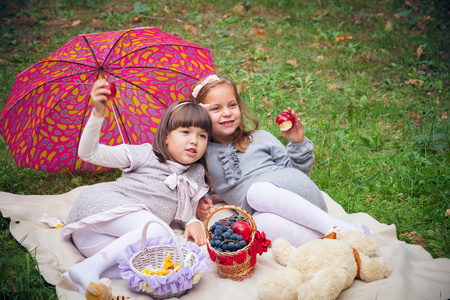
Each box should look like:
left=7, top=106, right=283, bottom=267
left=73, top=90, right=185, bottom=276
left=204, top=205, right=258, bottom=281
left=121, top=219, right=205, bottom=299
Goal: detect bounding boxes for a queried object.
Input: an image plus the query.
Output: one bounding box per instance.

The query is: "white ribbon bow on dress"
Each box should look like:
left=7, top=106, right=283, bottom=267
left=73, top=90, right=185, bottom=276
left=164, top=173, right=198, bottom=223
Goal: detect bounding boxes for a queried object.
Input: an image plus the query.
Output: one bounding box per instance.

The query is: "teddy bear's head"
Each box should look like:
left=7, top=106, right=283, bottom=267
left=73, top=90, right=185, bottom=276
left=85, top=278, right=113, bottom=300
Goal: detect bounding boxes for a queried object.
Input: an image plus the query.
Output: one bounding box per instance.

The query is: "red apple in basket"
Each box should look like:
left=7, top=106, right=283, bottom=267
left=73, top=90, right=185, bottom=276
left=230, top=221, right=252, bottom=239
left=107, top=81, right=116, bottom=100
left=276, top=111, right=294, bottom=131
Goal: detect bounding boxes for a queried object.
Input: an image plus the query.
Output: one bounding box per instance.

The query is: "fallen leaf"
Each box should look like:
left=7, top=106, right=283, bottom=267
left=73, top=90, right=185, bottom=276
left=0, top=58, right=6, bottom=64
left=394, top=124, right=402, bottom=130
left=405, top=79, right=423, bottom=85
left=266, top=112, right=272, bottom=118
left=326, top=83, right=339, bottom=90
left=181, top=9, right=188, bottom=14
left=203, top=4, right=212, bottom=10
left=315, top=70, right=323, bottom=75
left=161, top=6, right=170, bottom=13
left=223, top=13, right=232, bottom=19
left=300, top=98, right=305, bottom=106
left=416, top=45, right=423, bottom=58
left=90, top=19, right=103, bottom=27
left=335, top=34, right=352, bottom=42
left=358, top=54, right=368, bottom=59
left=442, top=111, right=448, bottom=120
left=249, top=28, right=268, bottom=38
left=233, top=4, right=245, bottom=13
left=286, top=59, right=298, bottom=67
left=385, top=20, right=393, bottom=31
left=276, top=28, right=282, bottom=35
left=132, top=15, right=142, bottom=23
left=184, top=24, right=196, bottom=34
left=256, top=44, right=265, bottom=52
left=71, top=20, right=81, bottom=27
left=321, top=41, right=331, bottom=48
left=315, top=55, right=324, bottom=61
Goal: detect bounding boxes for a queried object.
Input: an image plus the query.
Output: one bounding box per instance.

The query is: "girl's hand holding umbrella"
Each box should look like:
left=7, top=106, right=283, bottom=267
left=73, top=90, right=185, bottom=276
left=90, top=79, right=115, bottom=118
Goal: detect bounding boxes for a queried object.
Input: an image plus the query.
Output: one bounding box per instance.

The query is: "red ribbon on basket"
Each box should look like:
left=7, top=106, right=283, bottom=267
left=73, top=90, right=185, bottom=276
left=207, top=231, right=271, bottom=267
left=248, top=231, right=271, bottom=267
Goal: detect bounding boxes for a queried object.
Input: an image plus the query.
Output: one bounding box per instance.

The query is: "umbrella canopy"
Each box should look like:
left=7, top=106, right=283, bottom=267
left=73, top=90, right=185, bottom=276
left=0, top=27, right=216, bottom=172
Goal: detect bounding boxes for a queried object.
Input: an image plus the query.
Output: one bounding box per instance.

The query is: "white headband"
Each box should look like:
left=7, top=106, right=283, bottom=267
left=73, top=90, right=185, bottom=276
left=192, top=75, right=220, bottom=98
left=174, top=101, right=210, bottom=111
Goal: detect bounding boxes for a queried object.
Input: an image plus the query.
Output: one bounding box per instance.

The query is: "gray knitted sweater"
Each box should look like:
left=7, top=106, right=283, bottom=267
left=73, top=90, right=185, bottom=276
left=206, top=130, right=326, bottom=214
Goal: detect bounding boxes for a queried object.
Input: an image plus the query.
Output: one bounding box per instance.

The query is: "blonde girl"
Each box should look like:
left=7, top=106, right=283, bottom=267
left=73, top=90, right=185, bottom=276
left=192, top=75, right=369, bottom=247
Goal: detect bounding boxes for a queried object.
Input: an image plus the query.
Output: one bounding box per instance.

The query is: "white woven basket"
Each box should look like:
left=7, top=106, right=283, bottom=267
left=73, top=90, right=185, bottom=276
left=129, top=219, right=199, bottom=299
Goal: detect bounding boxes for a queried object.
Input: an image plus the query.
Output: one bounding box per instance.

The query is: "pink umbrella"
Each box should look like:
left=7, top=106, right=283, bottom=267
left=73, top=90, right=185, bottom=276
left=0, top=27, right=216, bottom=172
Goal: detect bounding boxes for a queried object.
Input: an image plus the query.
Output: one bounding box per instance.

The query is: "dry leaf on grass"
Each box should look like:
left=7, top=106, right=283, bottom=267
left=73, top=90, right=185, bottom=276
left=233, top=5, right=245, bottom=13
left=326, top=83, right=339, bottom=90
left=405, top=79, right=424, bottom=85
left=445, top=209, right=450, bottom=216
left=161, top=6, right=170, bottom=13
left=184, top=25, right=196, bottom=34
left=335, top=34, right=352, bottom=42
left=385, top=20, right=393, bottom=31
left=71, top=20, right=81, bottom=27
left=416, top=45, right=423, bottom=58
left=315, top=55, right=324, bottom=61
left=249, top=28, right=268, bottom=38
left=286, top=59, right=298, bottom=67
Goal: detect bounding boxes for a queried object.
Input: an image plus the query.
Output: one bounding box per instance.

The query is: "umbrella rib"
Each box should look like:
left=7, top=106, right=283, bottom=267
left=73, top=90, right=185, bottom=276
left=102, top=69, right=170, bottom=108
left=82, top=35, right=103, bottom=70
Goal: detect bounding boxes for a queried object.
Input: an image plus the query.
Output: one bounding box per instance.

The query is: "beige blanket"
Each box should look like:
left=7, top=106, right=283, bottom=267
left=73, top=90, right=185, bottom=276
left=1, top=186, right=449, bottom=300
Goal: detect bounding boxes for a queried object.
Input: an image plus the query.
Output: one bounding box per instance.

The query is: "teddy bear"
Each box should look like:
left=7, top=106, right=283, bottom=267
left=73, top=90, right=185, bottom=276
left=257, top=227, right=391, bottom=300
left=85, top=277, right=135, bottom=300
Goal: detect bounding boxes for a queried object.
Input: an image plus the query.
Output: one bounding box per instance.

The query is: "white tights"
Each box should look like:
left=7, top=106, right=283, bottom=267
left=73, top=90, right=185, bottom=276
left=65, top=210, right=170, bottom=294
left=247, top=182, right=369, bottom=247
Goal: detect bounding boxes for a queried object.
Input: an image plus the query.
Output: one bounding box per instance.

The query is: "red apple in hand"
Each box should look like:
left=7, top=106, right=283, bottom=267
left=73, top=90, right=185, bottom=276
left=107, top=82, right=116, bottom=100
left=230, top=221, right=252, bottom=239
left=276, top=111, right=294, bottom=131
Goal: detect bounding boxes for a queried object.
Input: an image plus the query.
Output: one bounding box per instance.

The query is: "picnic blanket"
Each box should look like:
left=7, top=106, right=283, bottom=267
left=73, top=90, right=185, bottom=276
left=1, top=186, right=449, bottom=300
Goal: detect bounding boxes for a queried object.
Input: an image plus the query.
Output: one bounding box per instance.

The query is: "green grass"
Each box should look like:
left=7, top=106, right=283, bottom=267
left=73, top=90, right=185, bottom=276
left=0, top=0, right=449, bottom=298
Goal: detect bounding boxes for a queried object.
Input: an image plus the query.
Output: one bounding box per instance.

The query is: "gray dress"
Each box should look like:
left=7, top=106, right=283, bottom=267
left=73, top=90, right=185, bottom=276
left=206, top=130, right=326, bottom=214
left=65, top=144, right=208, bottom=227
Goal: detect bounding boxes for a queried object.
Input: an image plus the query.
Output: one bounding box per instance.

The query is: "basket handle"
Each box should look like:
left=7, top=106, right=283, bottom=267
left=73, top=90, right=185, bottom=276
left=140, top=219, right=185, bottom=269
left=204, top=205, right=256, bottom=240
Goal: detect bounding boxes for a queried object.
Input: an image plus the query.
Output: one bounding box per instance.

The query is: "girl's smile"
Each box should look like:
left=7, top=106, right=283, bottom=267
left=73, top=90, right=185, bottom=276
left=202, top=84, right=241, bottom=143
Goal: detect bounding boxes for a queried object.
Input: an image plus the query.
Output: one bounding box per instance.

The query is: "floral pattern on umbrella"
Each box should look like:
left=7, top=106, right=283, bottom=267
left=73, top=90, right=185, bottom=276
left=0, top=27, right=216, bottom=172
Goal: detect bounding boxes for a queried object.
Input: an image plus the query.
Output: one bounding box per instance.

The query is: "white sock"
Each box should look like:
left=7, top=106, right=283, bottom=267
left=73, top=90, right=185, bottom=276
left=252, top=212, right=322, bottom=247
left=247, top=182, right=369, bottom=235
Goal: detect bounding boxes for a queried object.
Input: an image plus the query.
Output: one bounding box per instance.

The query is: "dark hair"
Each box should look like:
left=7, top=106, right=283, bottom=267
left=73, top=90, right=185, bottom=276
left=189, top=75, right=259, bottom=152
left=152, top=101, right=212, bottom=185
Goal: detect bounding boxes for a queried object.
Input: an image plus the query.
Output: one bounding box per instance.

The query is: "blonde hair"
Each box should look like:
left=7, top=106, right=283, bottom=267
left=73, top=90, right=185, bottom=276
left=189, top=75, right=259, bottom=152
left=152, top=101, right=212, bottom=185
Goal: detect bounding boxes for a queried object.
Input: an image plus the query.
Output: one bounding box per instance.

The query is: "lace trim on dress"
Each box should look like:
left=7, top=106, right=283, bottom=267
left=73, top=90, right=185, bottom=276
left=218, top=144, right=242, bottom=185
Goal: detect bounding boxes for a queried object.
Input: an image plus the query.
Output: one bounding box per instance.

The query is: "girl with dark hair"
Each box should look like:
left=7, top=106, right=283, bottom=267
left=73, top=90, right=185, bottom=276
left=62, top=79, right=211, bottom=295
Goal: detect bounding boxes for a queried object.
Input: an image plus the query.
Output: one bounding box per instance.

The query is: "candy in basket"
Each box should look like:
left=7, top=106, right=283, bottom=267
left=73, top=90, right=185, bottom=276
left=204, top=205, right=271, bottom=281
left=117, top=219, right=210, bottom=299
